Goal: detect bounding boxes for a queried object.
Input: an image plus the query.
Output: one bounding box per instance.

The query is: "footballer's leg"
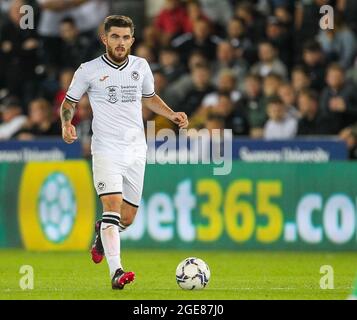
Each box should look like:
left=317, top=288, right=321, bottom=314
left=91, top=155, right=135, bottom=289
left=100, top=194, right=135, bottom=290
left=91, top=155, right=120, bottom=264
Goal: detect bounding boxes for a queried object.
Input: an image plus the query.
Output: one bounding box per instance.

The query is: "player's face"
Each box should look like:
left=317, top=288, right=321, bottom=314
left=103, top=27, right=135, bottom=64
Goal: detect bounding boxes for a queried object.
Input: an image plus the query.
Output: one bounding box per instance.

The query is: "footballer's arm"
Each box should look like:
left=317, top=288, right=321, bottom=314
left=60, top=98, right=78, bottom=144
left=143, top=94, right=188, bottom=129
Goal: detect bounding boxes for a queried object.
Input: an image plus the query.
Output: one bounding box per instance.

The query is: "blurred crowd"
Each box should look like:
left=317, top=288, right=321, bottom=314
left=1, top=0, right=357, bottom=158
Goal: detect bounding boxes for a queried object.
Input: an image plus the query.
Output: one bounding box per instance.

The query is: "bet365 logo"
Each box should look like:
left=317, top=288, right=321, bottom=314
left=319, top=5, right=334, bottom=30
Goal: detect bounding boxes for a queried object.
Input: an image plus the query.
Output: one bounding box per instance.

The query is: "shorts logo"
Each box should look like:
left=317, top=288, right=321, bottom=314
left=131, top=71, right=140, bottom=81
left=106, top=86, right=119, bottom=103
left=97, top=182, right=106, bottom=191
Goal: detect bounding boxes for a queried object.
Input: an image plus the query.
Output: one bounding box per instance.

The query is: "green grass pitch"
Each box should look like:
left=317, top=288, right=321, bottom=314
left=0, top=249, right=356, bottom=300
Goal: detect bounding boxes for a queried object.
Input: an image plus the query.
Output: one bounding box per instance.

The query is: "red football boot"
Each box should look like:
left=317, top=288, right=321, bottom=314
left=90, top=220, right=104, bottom=264
left=111, top=268, right=135, bottom=290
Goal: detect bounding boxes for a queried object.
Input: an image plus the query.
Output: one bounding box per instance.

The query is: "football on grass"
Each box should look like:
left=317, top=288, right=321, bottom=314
left=176, top=257, right=210, bottom=290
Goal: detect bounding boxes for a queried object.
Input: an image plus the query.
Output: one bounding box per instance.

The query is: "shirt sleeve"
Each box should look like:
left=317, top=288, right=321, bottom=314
left=142, top=60, right=155, bottom=98
left=65, top=64, right=89, bottom=103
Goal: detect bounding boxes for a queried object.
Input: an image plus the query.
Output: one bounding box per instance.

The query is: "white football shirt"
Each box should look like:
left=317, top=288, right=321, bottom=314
left=66, top=54, right=155, bottom=155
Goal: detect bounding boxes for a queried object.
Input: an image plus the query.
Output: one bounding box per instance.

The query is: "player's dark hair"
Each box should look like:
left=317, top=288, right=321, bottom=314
left=104, top=15, right=135, bottom=35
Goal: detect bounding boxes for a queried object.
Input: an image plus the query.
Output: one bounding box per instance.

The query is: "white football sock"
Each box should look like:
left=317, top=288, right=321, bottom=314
left=100, top=212, right=122, bottom=278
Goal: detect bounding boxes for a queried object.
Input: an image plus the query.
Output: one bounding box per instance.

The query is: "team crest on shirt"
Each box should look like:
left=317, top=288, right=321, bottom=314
left=97, top=182, right=106, bottom=191
left=105, top=86, right=119, bottom=103
left=131, top=71, right=140, bottom=81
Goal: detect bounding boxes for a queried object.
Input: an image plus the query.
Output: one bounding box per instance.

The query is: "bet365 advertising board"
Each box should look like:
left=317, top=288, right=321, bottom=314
left=0, top=161, right=357, bottom=250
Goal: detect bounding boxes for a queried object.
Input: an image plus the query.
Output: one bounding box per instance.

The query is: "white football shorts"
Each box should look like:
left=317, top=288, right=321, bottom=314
left=92, top=145, right=147, bottom=207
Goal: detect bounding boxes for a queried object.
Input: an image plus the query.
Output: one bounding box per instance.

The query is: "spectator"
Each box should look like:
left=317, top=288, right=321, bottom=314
left=226, top=17, right=255, bottom=65
left=172, top=18, right=221, bottom=63
left=320, top=63, right=357, bottom=134
left=141, top=25, right=161, bottom=50
left=204, top=110, right=226, bottom=137
left=165, top=51, right=209, bottom=106
left=37, top=0, right=107, bottom=36
left=36, top=0, right=88, bottom=67
left=336, top=0, right=357, bottom=36
left=0, top=96, right=27, bottom=140
left=265, top=16, right=293, bottom=69
left=278, top=83, right=299, bottom=119
left=14, top=98, right=61, bottom=139
left=294, top=0, right=330, bottom=56
left=183, top=0, right=211, bottom=34
left=134, top=44, right=159, bottom=69
left=85, top=23, right=105, bottom=61
left=291, top=65, right=312, bottom=93
left=262, top=73, right=283, bottom=99
left=154, top=0, right=188, bottom=46
left=189, top=70, right=246, bottom=133
left=251, top=41, right=288, bottom=79
left=274, top=5, right=294, bottom=29
left=264, top=96, right=297, bottom=140
left=212, top=41, right=248, bottom=89
left=317, top=13, right=357, bottom=69
left=178, top=64, right=214, bottom=117
left=339, top=125, right=357, bottom=159
left=301, top=40, right=327, bottom=92
left=58, top=17, right=89, bottom=69
left=202, top=69, right=242, bottom=108
left=0, top=0, right=39, bottom=104
left=320, top=64, right=357, bottom=134
left=158, top=47, right=186, bottom=84
left=297, top=88, right=330, bottom=136
left=239, top=73, right=266, bottom=138
left=70, top=0, right=108, bottom=37
left=235, top=1, right=266, bottom=43
left=198, top=0, right=232, bottom=30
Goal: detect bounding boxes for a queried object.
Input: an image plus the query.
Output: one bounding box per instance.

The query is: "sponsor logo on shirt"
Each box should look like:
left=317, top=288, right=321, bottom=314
left=105, top=86, right=119, bottom=103
left=131, top=71, right=140, bottom=81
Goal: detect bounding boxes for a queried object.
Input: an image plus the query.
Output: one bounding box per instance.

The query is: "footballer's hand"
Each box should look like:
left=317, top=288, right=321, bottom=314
left=170, top=112, right=189, bottom=129
left=62, top=124, right=78, bottom=144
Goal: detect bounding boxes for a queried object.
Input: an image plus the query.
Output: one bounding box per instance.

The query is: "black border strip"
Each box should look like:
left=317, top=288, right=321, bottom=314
left=102, top=219, right=119, bottom=226
left=119, top=57, right=129, bottom=70
left=123, top=198, right=139, bottom=208
left=101, top=55, right=129, bottom=71
left=65, top=94, right=80, bottom=103
left=101, top=55, right=119, bottom=69
left=102, top=214, right=120, bottom=221
left=142, top=92, right=155, bottom=98
left=99, top=192, right=122, bottom=198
